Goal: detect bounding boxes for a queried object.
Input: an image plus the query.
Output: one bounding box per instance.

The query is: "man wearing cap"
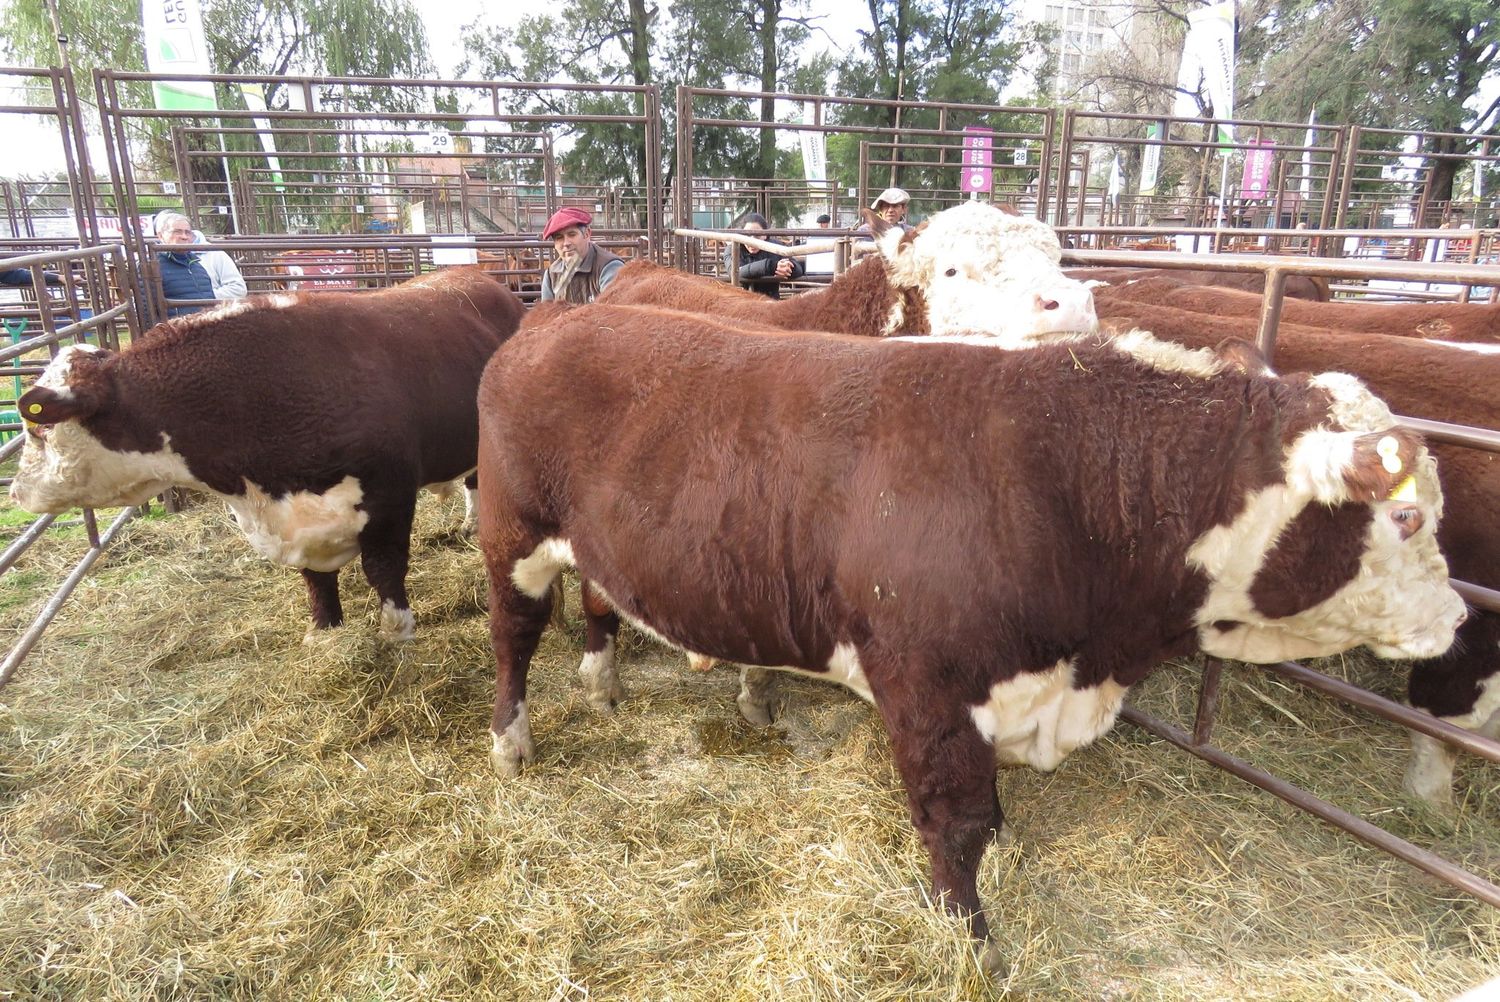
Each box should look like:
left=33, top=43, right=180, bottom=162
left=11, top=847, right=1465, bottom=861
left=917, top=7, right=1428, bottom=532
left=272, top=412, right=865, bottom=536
left=861, top=186, right=913, bottom=233
left=538, top=207, right=625, bottom=304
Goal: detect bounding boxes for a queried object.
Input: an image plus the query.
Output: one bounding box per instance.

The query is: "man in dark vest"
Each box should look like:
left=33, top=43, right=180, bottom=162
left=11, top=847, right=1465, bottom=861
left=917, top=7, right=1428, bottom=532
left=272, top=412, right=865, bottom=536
left=538, top=207, right=624, bottom=304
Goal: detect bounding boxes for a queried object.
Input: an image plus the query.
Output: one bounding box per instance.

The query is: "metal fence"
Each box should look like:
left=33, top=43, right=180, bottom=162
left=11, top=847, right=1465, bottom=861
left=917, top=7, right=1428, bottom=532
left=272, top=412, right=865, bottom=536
left=0, top=243, right=141, bottom=688
left=0, top=64, right=1497, bottom=911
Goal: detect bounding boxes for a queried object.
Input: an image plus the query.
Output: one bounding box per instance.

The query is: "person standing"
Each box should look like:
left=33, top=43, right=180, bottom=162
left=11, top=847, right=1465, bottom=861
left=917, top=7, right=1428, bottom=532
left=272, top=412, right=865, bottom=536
left=538, top=207, right=625, bottom=303
left=152, top=211, right=246, bottom=318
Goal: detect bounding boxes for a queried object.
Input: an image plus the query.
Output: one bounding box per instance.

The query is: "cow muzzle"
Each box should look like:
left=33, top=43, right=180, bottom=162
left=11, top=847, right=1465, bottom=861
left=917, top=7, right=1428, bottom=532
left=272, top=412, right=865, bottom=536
left=1031, top=284, right=1098, bottom=335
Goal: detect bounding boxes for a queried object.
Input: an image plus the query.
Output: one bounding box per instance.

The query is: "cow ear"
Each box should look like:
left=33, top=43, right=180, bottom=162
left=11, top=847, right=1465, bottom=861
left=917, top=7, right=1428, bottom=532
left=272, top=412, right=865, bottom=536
left=993, top=202, right=1022, bottom=216
left=17, top=384, right=97, bottom=425
left=1214, top=337, right=1274, bottom=377
left=18, top=350, right=112, bottom=425
left=1344, top=429, right=1423, bottom=502
left=860, top=207, right=890, bottom=240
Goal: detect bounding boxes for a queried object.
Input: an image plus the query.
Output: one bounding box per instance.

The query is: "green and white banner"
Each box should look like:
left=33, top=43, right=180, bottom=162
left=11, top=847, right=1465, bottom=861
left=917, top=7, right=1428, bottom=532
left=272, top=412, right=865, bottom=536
left=142, top=0, right=218, bottom=111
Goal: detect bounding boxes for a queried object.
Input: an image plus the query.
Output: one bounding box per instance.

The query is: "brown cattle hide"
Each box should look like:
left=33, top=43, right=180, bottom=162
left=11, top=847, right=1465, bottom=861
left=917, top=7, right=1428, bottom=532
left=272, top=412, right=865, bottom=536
left=1067, top=266, right=1331, bottom=302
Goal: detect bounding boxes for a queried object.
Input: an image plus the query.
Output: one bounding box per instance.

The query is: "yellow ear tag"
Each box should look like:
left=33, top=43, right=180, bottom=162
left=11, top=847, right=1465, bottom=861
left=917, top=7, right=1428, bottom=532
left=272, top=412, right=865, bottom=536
left=1388, top=475, right=1417, bottom=503
left=1376, top=434, right=1403, bottom=474
left=26, top=402, right=42, bottom=415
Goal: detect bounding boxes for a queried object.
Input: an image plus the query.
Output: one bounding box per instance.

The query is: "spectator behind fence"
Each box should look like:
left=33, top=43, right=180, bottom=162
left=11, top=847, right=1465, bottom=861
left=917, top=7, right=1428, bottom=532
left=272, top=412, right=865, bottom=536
left=728, top=212, right=805, bottom=300
left=815, top=213, right=832, bottom=228
left=538, top=207, right=624, bottom=304
left=153, top=211, right=246, bottom=319
left=0, top=268, right=64, bottom=288
left=858, top=186, right=913, bottom=234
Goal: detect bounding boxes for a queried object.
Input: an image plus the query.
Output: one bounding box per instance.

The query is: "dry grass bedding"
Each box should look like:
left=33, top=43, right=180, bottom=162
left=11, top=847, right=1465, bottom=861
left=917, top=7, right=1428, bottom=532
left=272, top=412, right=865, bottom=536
left=0, top=494, right=1496, bottom=1000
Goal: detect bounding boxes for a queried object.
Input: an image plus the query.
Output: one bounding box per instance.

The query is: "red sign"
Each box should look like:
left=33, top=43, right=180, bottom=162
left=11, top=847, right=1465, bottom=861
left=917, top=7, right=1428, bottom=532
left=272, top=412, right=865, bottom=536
left=273, top=249, right=358, bottom=290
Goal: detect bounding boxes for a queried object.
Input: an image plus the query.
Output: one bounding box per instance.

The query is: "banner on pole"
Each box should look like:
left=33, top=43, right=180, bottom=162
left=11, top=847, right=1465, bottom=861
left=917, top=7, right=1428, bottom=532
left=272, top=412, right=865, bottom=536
left=799, top=103, right=827, bottom=184
left=961, top=125, right=993, bottom=194
left=1300, top=109, right=1316, bottom=199
left=239, top=83, right=284, bottom=192
left=1173, top=0, right=1235, bottom=145
left=1240, top=139, right=1275, bottom=199
left=142, top=0, right=218, bottom=111
left=1140, top=121, right=1165, bottom=195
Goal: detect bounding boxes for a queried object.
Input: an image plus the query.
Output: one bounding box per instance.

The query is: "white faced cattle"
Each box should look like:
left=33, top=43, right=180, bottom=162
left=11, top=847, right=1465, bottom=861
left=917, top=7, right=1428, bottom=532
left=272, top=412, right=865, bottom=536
left=11, top=266, right=523, bottom=640
left=1090, top=290, right=1500, bottom=807
left=600, top=201, right=1098, bottom=340
left=474, top=305, right=1464, bottom=969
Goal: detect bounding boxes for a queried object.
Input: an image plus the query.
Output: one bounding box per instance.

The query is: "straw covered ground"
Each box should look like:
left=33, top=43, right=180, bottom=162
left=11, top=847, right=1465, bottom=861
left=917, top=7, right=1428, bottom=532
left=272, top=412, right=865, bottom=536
left=1, top=493, right=1497, bottom=1001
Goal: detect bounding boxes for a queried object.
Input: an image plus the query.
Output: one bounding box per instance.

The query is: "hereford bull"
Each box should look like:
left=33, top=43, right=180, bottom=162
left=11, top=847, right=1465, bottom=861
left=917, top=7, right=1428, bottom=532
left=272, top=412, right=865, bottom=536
left=1064, top=266, right=1332, bottom=302
left=475, top=304, right=1464, bottom=969
left=10, top=266, right=523, bottom=640
left=1098, top=279, right=1500, bottom=343
left=601, top=202, right=1098, bottom=339
left=581, top=201, right=1097, bottom=719
left=1091, top=295, right=1500, bottom=806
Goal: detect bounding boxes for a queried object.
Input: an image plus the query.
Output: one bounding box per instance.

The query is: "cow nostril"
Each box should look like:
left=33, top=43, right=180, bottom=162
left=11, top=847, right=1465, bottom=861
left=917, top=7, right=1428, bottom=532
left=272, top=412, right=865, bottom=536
left=1389, top=503, right=1423, bottom=540
left=1038, top=297, right=1060, bottom=311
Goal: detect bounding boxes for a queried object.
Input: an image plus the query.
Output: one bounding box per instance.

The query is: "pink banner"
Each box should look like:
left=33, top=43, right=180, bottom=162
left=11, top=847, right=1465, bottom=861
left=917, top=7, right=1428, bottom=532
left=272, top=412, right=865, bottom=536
left=961, top=126, right=993, bottom=194
left=1240, top=139, right=1276, bottom=200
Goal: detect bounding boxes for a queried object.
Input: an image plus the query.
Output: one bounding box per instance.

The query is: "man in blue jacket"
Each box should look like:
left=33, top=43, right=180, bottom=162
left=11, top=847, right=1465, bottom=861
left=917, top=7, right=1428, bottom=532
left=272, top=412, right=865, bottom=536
left=153, top=211, right=247, bottom=318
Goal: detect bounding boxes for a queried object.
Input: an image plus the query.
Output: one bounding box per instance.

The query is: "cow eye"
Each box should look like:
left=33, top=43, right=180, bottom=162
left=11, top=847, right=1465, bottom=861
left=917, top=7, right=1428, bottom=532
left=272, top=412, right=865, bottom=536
left=944, top=267, right=957, bottom=277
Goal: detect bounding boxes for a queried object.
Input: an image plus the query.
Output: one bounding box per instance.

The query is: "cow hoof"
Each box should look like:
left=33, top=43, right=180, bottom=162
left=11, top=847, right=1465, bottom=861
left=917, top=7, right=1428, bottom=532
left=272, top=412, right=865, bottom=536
left=378, top=602, right=416, bottom=643
left=1403, top=777, right=1455, bottom=812
left=490, top=708, right=534, bottom=777
left=584, top=689, right=624, bottom=715
left=979, top=940, right=1008, bottom=978
left=736, top=693, right=775, bottom=727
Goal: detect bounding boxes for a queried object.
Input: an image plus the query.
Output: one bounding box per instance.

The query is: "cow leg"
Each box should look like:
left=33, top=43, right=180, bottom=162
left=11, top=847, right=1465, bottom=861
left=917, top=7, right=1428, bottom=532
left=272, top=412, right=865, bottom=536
left=578, top=579, right=626, bottom=713
left=736, top=667, right=779, bottom=726
left=487, top=559, right=554, bottom=777
left=357, top=495, right=417, bottom=642
left=301, top=568, right=343, bottom=632
left=460, top=471, right=480, bottom=535
left=869, top=663, right=1006, bottom=973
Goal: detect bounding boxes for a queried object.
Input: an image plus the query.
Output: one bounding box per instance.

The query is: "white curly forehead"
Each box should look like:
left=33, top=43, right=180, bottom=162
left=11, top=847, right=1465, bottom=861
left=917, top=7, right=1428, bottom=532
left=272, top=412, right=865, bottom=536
left=878, top=201, right=1064, bottom=271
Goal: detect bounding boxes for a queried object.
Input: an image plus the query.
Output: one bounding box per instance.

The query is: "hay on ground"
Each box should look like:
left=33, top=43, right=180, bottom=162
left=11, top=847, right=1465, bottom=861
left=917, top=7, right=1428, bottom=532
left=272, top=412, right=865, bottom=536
left=0, top=494, right=1495, bottom=1000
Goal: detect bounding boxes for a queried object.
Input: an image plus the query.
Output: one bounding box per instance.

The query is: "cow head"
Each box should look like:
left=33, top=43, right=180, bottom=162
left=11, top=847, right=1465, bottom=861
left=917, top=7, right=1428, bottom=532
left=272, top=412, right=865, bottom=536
left=10, top=345, right=196, bottom=513
left=872, top=201, right=1097, bottom=341
left=1186, top=366, right=1465, bottom=662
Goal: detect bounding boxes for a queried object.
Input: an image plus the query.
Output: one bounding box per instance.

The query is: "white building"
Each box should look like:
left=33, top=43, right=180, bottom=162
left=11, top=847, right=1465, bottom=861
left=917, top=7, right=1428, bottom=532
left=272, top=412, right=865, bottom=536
left=1003, top=0, right=1170, bottom=107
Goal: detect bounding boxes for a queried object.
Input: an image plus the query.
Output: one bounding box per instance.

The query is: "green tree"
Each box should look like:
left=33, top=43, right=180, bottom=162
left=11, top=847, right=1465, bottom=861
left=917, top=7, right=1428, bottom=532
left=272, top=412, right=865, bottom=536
left=828, top=0, right=1032, bottom=201
left=1241, top=0, right=1499, bottom=202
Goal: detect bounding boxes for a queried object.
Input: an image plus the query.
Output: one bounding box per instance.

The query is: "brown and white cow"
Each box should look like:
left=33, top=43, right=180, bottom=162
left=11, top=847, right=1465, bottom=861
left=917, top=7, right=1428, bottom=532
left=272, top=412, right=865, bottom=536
left=10, top=266, right=523, bottom=640
left=576, top=202, right=1098, bottom=720
left=1090, top=293, right=1500, bottom=806
left=1064, top=266, right=1333, bottom=302
left=1098, top=279, right=1500, bottom=343
left=602, top=202, right=1098, bottom=339
left=475, top=304, right=1463, bottom=969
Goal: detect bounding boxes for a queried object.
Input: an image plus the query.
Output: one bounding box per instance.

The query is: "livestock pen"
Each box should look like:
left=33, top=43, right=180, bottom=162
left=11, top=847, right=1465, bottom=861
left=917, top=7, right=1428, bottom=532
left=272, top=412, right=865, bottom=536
left=1, top=68, right=1498, bottom=998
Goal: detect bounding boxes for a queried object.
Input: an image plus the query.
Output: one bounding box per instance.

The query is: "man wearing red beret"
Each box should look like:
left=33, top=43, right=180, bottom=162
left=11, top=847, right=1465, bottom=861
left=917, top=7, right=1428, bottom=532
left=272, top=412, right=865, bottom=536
left=538, top=207, right=625, bottom=303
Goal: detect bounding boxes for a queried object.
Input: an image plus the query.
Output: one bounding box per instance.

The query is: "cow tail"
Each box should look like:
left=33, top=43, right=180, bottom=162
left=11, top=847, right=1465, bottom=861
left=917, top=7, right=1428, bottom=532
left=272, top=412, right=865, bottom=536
left=549, top=576, right=568, bottom=631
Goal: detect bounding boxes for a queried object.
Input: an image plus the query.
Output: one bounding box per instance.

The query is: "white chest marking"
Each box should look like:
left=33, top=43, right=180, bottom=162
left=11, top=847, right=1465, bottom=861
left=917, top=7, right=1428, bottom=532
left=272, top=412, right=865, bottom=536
left=969, top=659, right=1128, bottom=771
left=222, top=476, right=368, bottom=572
